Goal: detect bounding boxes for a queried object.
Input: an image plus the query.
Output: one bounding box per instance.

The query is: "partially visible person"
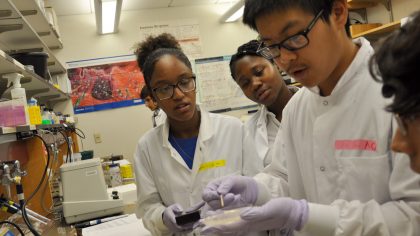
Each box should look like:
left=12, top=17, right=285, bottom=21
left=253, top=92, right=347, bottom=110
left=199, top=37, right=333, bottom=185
left=135, top=33, right=181, bottom=128
left=140, top=85, right=166, bottom=127
left=230, top=39, right=297, bottom=167
left=201, top=0, right=420, bottom=235
left=133, top=33, right=262, bottom=236
left=370, top=10, right=420, bottom=173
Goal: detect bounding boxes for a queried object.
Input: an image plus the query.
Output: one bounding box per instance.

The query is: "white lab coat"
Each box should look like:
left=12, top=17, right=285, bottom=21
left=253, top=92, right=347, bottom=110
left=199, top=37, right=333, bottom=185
left=256, top=38, right=420, bottom=236
left=244, top=86, right=299, bottom=167
left=134, top=107, right=262, bottom=236
left=244, top=105, right=278, bottom=167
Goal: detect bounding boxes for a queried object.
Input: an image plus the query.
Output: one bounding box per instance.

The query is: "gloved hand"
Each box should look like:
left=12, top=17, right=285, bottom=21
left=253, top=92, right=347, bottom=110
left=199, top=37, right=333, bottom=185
left=200, top=198, right=309, bottom=235
left=162, top=201, right=205, bottom=233
left=202, top=176, right=258, bottom=210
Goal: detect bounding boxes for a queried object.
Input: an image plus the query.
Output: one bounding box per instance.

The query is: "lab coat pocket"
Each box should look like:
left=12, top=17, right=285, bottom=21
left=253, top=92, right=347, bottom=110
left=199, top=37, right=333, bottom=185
left=335, top=153, right=391, bottom=203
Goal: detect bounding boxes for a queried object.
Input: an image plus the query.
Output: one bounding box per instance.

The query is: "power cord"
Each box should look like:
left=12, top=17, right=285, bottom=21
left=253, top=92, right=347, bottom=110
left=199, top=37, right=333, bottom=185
left=58, top=130, right=71, bottom=163
left=74, top=127, right=86, bottom=140
left=19, top=134, right=51, bottom=236
left=0, top=220, right=25, bottom=235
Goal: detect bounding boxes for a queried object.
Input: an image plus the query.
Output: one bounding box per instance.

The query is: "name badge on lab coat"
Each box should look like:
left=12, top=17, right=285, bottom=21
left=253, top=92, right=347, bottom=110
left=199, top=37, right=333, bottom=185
left=199, top=160, right=226, bottom=172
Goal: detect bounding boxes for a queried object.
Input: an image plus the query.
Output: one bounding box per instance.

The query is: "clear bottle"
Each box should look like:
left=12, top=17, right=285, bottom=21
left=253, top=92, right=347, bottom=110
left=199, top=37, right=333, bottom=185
left=48, top=109, right=54, bottom=124
left=109, top=163, right=122, bottom=187
left=41, top=106, right=51, bottom=125
left=3, top=73, right=29, bottom=125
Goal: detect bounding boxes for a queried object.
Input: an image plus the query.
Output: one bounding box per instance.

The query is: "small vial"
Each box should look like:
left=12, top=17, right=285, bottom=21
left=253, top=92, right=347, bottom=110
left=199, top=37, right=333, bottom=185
left=220, top=194, right=224, bottom=208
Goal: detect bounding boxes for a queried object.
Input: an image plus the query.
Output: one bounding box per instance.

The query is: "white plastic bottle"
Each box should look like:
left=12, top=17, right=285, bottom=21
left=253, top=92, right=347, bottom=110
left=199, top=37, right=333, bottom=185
left=3, top=73, right=29, bottom=125
left=109, top=163, right=122, bottom=187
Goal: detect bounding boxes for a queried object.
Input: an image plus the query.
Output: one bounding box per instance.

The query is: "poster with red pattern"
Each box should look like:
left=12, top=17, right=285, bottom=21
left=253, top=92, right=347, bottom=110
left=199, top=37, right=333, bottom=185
left=67, top=55, right=145, bottom=114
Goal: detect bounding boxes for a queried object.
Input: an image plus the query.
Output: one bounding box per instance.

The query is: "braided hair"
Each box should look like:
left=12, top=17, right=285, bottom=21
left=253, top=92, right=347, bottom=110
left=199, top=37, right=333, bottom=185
left=230, top=39, right=273, bottom=80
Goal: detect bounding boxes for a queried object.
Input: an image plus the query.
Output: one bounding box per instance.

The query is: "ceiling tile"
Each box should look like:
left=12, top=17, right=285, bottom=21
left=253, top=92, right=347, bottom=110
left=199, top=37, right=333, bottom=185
left=170, top=0, right=216, bottom=7
left=122, top=0, right=171, bottom=10
left=47, top=0, right=241, bottom=16
left=215, top=0, right=240, bottom=4
left=47, top=0, right=93, bottom=16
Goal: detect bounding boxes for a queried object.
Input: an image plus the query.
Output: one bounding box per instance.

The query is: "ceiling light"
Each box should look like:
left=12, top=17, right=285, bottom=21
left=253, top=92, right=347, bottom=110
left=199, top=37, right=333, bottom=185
left=220, top=0, right=244, bottom=23
left=94, top=0, right=123, bottom=34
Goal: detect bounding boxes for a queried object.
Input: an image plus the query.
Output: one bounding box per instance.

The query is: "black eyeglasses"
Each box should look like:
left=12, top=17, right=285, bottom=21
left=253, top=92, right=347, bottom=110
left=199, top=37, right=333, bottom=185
left=152, top=75, right=196, bottom=100
left=395, top=113, right=419, bottom=136
left=257, top=10, right=324, bottom=60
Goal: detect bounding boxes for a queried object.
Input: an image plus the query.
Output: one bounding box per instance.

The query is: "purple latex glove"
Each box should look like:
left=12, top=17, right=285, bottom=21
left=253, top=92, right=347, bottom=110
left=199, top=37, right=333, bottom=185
left=162, top=201, right=204, bottom=233
left=162, top=204, right=188, bottom=233
left=200, top=198, right=309, bottom=235
left=202, top=176, right=258, bottom=210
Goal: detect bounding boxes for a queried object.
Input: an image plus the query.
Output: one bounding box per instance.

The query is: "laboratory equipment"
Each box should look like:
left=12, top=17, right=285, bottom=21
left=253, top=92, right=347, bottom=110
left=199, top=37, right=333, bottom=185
left=60, top=158, right=124, bottom=224
left=175, top=210, right=201, bottom=225
left=201, top=207, right=250, bottom=227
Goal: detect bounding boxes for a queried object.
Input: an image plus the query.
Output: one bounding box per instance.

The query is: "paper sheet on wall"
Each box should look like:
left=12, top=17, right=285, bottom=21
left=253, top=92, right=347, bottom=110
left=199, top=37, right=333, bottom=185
left=82, top=214, right=151, bottom=236
left=139, top=19, right=202, bottom=58
left=195, top=56, right=256, bottom=112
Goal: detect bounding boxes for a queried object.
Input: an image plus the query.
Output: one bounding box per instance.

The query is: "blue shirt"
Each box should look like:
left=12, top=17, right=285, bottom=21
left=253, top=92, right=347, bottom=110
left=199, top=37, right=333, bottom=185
left=169, top=135, right=197, bottom=169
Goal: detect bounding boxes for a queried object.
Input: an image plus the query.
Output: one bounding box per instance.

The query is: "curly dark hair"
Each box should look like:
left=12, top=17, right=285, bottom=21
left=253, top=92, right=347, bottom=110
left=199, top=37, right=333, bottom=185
left=243, top=0, right=350, bottom=37
left=229, top=40, right=273, bottom=80
left=142, top=48, right=191, bottom=91
left=134, top=33, right=181, bottom=70
left=369, top=11, right=420, bottom=116
left=133, top=33, right=191, bottom=91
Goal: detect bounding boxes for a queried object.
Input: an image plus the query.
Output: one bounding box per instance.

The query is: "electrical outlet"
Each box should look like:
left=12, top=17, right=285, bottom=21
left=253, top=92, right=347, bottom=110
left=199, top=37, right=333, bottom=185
left=94, top=133, right=102, bottom=143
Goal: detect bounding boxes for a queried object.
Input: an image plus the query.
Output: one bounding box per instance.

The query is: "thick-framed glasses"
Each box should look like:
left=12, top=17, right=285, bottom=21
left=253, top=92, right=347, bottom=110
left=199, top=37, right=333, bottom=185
left=395, top=113, right=420, bottom=136
left=257, top=10, right=324, bottom=60
left=152, top=75, right=196, bottom=100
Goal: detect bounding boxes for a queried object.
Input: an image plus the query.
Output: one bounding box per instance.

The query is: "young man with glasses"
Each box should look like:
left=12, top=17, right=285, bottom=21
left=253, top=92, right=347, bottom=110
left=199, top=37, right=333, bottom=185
left=201, top=0, right=420, bottom=235
left=140, top=86, right=166, bottom=127
left=370, top=11, right=420, bottom=174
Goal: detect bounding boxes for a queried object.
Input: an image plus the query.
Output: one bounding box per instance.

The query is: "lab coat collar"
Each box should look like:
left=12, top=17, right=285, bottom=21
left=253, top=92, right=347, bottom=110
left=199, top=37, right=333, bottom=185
left=161, top=105, right=213, bottom=149
left=307, top=37, right=373, bottom=96
left=257, top=105, right=269, bottom=127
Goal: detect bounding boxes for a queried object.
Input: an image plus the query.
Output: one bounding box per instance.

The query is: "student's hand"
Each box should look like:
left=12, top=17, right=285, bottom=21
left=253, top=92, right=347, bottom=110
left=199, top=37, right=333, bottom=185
left=202, top=176, right=259, bottom=210
left=200, top=198, right=309, bottom=235
left=162, top=204, right=193, bottom=233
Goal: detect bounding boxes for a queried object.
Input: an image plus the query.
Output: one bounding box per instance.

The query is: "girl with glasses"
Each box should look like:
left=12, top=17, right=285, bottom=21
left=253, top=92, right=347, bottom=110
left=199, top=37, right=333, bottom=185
left=230, top=40, right=298, bottom=167
left=370, top=11, right=420, bottom=174
left=133, top=33, right=262, bottom=235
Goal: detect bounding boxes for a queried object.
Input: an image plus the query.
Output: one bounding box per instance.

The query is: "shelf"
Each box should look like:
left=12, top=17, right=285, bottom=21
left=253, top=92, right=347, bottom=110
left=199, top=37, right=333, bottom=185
left=0, top=0, right=66, bottom=75
left=0, top=49, right=69, bottom=103
left=348, top=0, right=378, bottom=10
left=0, top=126, right=17, bottom=134
left=11, top=0, right=62, bottom=50
left=347, top=0, right=391, bottom=10
left=0, top=123, right=75, bottom=145
left=352, top=21, right=400, bottom=40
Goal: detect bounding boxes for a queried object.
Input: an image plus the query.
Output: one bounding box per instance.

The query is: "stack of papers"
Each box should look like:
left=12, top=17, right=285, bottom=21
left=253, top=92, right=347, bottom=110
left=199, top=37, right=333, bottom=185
left=82, top=214, right=151, bottom=236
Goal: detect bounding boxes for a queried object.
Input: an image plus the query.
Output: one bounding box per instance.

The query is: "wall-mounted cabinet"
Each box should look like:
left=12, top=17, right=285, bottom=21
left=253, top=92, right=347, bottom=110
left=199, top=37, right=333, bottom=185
left=348, top=0, right=379, bottom=10
left=10, top=0, right=62, bottom=50
left=351, top=20, right=400, bottom=40
left=0, top=0, right=65, bottom=75
left=0, top=0, right=71, bottom=110
left=348, top=0, right=400, bottom=40
left=0, top=49, right=69, bottom=105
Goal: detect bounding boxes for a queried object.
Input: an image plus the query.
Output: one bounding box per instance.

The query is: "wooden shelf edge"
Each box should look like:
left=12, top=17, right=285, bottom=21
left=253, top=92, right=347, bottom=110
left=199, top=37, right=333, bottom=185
left=348, top=0, right=378, bottom=10
left=352, top=21, right=401, bottom=39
